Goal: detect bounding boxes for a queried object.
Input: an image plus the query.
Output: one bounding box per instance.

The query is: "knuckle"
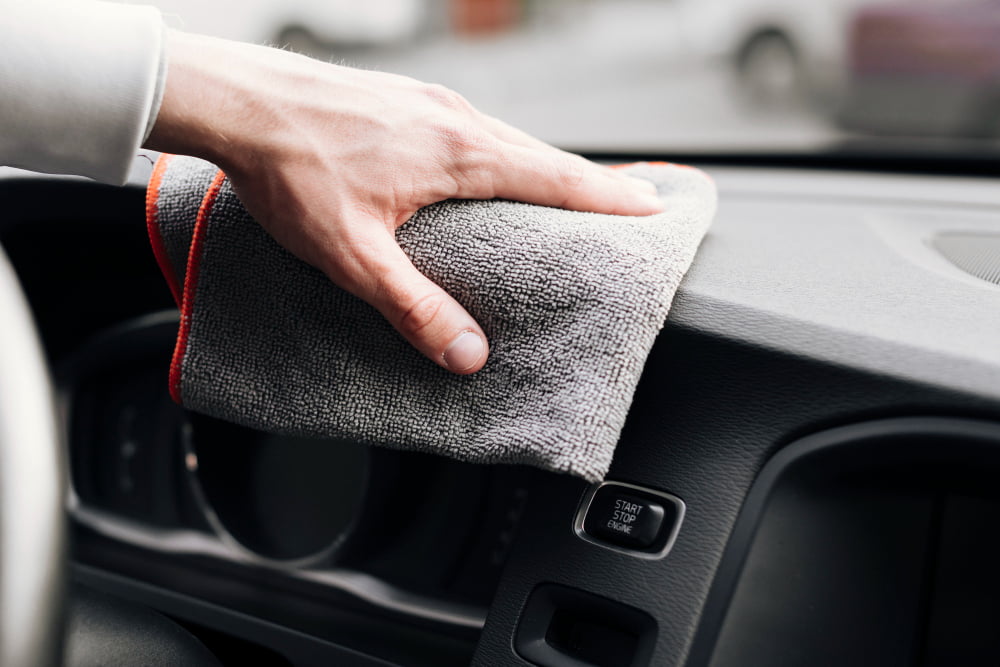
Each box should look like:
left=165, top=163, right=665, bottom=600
left=432, top=122, right=484, bottom=154
left=431, top=123, right=496, bottom=179
left=431, top=121, right=471, bottom=151
left=396, top=291, right=447, bottom=339
left=557, top=155, right=587, bottom=191
left=423, top=83, right=472, bottom=112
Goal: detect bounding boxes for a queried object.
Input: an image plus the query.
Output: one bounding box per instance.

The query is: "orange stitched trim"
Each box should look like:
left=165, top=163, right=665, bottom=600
left=145, top=154, right=183, bottom=306
left=169, top=169, right=226, bottom=404
left=612, top=160, right=714, bottom=182
left=611, top=161, right=671, bottom=169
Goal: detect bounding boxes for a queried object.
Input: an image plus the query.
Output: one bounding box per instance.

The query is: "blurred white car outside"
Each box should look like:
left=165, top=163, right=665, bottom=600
left=113, top=0, right=426, bottom=47
left=672, top=0, right=874, bottom=108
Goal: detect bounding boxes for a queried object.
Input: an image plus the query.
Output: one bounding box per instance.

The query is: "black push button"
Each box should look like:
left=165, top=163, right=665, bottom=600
left=576, top=482, right=684, bottom=557
left=584, top=488, right=665, bottom=549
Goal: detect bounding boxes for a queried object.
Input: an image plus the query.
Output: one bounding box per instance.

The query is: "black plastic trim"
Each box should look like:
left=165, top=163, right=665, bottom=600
left=581, top=148, right=1000, bottom=178
left=685, top=416, right=1000, bottom=667
left=72, top=565, right=396, bottom=667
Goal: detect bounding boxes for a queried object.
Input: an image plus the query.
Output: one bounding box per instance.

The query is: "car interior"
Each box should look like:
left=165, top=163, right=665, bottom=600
left=3, top=1, right=1000, bottom=666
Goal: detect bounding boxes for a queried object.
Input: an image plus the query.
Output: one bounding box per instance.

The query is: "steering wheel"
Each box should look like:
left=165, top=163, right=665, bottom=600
left=0, top=247, right=66, bottom=666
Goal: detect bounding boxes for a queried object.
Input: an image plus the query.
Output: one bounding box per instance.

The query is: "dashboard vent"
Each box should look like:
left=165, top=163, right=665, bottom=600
left=932, top=232, right=1000, bottom=286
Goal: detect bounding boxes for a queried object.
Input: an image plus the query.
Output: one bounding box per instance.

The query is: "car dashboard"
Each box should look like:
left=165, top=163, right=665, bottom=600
left=2, top=156, right=1000, bottom=666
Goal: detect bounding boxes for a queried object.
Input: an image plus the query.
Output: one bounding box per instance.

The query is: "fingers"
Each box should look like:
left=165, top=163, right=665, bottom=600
left=328, top=224, right=489, bottom=375
left=476, top=111, right=560, bottom=153
left=470, top=112, right=663, bottom=216
left=413, top=92, right=660, bottom=216
left=412, top=83, right=660, bottom=217
left=459, top=142, right=664, bottom=216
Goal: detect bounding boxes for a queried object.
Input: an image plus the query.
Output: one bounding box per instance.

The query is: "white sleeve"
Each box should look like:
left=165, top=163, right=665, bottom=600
left=0, top=1, right=166, bottom=185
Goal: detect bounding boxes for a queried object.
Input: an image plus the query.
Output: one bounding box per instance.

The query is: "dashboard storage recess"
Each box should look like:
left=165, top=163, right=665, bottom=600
left=515, top=584, right=657, bottom=667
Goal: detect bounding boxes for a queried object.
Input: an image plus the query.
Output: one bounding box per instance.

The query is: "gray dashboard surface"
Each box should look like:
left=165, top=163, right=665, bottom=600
left=675, top=167, right=1000, bottom=401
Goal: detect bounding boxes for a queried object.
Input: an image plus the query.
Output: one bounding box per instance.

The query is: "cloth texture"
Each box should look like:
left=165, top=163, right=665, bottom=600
left=0, top=0, right=165, bottom=185
left=147, top=155, right=716, bottom=481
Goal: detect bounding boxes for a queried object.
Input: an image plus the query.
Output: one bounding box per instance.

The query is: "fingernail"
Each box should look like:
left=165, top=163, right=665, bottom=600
left=628, top=177, right=658, bottom=196
left=443, top=331, right=485, bottom=372
left=641, top=193, right=665, bottom=212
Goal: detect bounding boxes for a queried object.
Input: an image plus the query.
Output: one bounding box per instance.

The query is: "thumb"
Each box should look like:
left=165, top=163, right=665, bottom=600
left=332, top=226, right=489, bottom=374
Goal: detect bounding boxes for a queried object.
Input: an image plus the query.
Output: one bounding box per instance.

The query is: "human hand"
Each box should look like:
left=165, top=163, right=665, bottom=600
left=145, top=30, right=664, bottom=374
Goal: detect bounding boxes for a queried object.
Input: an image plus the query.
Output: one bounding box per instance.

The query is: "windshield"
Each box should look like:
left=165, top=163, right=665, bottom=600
left=129, top=0, right=1000, bottom=154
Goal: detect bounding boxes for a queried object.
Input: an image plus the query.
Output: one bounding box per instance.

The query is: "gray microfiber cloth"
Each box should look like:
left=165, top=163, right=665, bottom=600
left=146, top=155, right=716, bottom=481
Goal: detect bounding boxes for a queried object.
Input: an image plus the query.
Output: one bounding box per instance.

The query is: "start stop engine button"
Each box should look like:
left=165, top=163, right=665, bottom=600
left=575, top=481, right=685, bottom=559
left=584, top=490, right=665, bottom=548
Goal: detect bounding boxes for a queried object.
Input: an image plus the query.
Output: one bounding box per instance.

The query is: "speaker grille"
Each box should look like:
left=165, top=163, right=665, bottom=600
left=932, top=232, right=1000, bottom=286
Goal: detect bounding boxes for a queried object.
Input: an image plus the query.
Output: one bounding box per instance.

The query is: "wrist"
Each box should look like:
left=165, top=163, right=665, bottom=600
left=144, top=30, right=276, bottom=173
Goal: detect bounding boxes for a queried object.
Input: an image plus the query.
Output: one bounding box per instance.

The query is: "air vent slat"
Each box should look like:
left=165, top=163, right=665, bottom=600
left=932, top=233, right=1000, bottom=287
